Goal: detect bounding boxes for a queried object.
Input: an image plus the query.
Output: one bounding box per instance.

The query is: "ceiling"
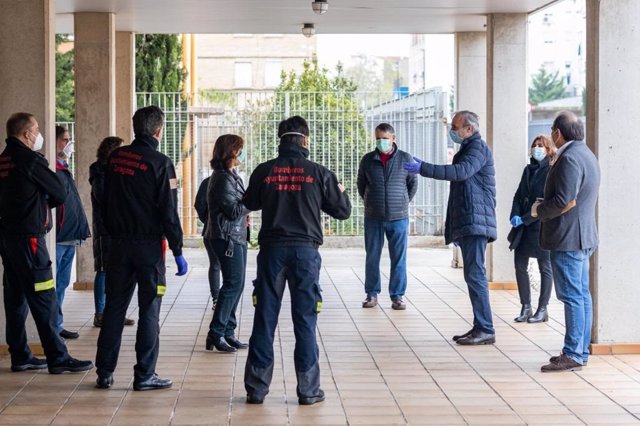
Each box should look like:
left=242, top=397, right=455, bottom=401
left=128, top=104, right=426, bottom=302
left=55, top=0, right=557, bottom=34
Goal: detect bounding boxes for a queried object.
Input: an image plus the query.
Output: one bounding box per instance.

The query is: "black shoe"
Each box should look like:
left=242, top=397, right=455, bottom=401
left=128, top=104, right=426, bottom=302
left=96, top=374, right=114, bottom=389
left=514, top=304, right=533, bottom=322
left=133, top=374, right=173, bottom=391
left=527, top=306, right=549, bottom=323
left=298, top=389, right=325, bottom=405
left=456, top=330, right=496, bottom=346
left=246, top=393, right=265, bottom=404
left=93, top=313, right=103, bottom=327
left=225, top=335, right=248, bottom=350
left=549, top=354, right=588, bottom=366
left=452, top=328, right=474, bottom=342
left=124, top=317, right=135, bottom=326
left=59, top=329, right=79, bottom=339
left=206, top=335, right=236, bottom=353
left=48, top=358, right=94, bottom=374
left=11, top=357, right=47, bottom=372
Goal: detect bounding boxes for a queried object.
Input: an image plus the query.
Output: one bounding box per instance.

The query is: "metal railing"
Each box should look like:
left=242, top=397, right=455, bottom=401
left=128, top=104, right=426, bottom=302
left=136, top=89, right=450, bottom=238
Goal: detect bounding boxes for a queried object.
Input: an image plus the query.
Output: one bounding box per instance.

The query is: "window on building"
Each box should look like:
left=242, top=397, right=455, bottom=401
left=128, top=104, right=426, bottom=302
left=264, top=61, right=283, bottom=88
left=234, top=62, right=252, bottom=88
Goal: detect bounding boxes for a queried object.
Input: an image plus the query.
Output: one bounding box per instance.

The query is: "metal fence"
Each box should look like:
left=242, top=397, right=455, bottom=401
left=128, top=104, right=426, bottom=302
left=134, top=90, right=450, bottom=238
left=136, top=90, right=450, bottom=238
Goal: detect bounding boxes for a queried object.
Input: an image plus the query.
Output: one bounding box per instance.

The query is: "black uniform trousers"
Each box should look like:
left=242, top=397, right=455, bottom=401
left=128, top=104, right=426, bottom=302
left=96, top=239, right=165, bottom=381
left=0, top=236, right=69, bottom=366
left=245, top=245, right=323, bottom=399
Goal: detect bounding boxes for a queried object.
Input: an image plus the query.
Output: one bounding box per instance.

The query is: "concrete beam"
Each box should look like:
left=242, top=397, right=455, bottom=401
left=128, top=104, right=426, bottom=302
left=74, top=13, right=116, bottom=288
left=586, top=0, right=640, bottom=346
left=455, top=32, right=487, bottom=132
left=0, top=0, right=56, bottom=349
left=485, top=14, right=528, bottom=286
left=116, top=31, right=135, bottom=143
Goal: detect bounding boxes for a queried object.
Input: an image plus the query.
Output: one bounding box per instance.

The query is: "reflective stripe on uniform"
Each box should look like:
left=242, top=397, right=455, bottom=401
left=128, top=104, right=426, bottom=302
left=157, top=285, right=166, bottom=296
left=252, top=295, right=257, bottom=306
left=34, top=279, right=54, bottom=292
left=315, top=301, right=323, bottom=313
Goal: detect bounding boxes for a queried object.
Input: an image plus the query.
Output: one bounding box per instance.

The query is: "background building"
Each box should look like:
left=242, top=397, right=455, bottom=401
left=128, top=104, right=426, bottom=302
left=197, top=34, right=316, bottom=91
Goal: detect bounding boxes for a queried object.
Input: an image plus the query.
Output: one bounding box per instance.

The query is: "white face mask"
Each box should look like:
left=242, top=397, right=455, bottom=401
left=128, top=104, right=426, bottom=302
left=32, top=132, right=44, bottom=151
left=62, top=141, right=75, bottom=158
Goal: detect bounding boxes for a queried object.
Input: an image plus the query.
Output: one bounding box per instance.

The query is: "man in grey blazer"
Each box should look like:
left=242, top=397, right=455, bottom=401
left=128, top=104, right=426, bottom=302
left=532, top=111, right=600, bottom=372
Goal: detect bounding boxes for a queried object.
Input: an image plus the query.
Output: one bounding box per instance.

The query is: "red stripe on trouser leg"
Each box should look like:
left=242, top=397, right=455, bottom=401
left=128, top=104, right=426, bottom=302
left=30, top=237, right=38, bottom=256
left=162, top=239, right=167, bottom=260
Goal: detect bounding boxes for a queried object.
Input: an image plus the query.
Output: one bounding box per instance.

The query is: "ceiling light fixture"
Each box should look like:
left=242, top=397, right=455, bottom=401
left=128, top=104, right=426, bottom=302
left=312, top=0, right=329, bottom=15
left=302, top=23, right=316, bottom=38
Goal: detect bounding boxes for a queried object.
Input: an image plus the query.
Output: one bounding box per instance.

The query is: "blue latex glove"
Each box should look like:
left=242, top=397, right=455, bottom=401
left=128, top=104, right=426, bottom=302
left=175, top=255, right=188, bottom=276
left=403, top=156, right=423, bottom=174
left=510, top=215, right=524, bottom=228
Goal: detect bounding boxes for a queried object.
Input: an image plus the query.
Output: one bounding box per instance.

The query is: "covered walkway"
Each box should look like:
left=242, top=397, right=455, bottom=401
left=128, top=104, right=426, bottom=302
left=1, top=247, right=639, bottom=425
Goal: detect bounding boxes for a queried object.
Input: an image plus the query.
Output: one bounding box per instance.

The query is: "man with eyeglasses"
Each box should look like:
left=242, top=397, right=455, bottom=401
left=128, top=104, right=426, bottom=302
left=404, top=110, right=497, bottom=346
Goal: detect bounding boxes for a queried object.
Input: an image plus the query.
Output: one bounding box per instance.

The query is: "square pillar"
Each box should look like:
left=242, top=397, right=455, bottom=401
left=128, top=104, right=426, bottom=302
left=0, top=0, right=56, bottom=350
left=486, top=14, right=528, bottom=286
left=586, top=0, right=640, bottom=351
left=74, top=13, right=116, bottom=288
left=116, top=31, right=135, bottom=143
left=455, top=32, right=487, bottom=131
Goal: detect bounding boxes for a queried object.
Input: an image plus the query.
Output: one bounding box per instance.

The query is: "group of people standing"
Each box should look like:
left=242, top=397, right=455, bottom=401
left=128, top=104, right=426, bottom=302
left=0, top=104, right=599, bottom=408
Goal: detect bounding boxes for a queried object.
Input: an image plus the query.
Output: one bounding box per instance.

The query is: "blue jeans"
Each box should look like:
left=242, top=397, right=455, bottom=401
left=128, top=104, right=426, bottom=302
left=364, top=217, right=408, bottom=300
left=208, top=239, right=247, bottom=338
left=459, top=236, right=494, bottom=335
left=550, top=249, right=594, bottom=364
left=94, top=271, right=106, bottom=314
left=55, top=244, right=76, bottom=332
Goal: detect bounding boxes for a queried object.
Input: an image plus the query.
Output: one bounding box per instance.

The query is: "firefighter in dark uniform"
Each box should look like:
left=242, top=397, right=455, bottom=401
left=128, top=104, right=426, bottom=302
left=0, top=112, right=94, bottom=374
left=243, top=115, right=351, bottom=405
left=95, top=106, right=188, bottom=391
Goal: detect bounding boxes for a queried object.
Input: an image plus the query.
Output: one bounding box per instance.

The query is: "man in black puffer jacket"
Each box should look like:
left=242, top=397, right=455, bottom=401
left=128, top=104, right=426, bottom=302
left=357, top=123, right=417, bottom=310
left=405, top=110, right=497, bottom=346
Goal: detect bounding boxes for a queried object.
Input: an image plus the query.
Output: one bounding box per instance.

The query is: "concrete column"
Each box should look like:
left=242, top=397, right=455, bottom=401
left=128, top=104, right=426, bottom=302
left=0, top=0, right=55, bottom=350
left=586, top=0, right=640, bottom=351
left=73, top=13, right=116, bottom=289
left=116, top=31, right=135, bottom=142
left=485, top=14, right=528, bottom=286
left=455, top=32, right=487, bottom=131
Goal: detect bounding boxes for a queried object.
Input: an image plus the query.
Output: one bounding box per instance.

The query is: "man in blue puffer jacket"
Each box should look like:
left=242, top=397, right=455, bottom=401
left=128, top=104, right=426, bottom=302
left=405, top=111, right=497, bottom=345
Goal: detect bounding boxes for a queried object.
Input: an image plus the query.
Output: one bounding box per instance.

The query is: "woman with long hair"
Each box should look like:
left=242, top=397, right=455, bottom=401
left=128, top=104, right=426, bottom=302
left=89, top=136, right=135, bottom=327
left=509, top=135, right=557, bottom=323
left=205, top=134, right=250, bottom=352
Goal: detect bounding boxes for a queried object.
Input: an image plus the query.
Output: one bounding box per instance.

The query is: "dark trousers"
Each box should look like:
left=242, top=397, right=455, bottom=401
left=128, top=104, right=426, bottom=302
left=514, top=249, right=553, bottom=307
left=245, top=246, right=323, bottom=399
left=208, top=239, right=246, bottom=338
left=96, top=239, right=165, bottom=381
left=459, top=235, right=495, bottom=335
left=0, top=236, right=69, bottom=366
left=203, top=237, right=221, bottom=301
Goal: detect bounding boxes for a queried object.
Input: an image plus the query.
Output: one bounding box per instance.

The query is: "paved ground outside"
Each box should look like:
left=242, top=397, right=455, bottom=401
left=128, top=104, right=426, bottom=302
left=1, top=247, right=640, bottom=425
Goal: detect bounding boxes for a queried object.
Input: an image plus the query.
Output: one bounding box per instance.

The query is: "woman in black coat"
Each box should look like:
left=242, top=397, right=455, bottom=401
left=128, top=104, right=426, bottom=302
left=204, top=134, right=250, bottom=353
left=509, top=135, right=557, bottom=323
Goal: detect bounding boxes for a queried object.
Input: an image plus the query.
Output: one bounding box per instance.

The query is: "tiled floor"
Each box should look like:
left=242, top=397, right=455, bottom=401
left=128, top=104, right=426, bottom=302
left=1, top=247, right=640, bottom=425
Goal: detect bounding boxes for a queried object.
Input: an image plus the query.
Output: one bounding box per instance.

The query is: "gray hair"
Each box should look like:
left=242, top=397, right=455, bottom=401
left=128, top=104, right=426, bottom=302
left=454, top=110, right=480, bottom=133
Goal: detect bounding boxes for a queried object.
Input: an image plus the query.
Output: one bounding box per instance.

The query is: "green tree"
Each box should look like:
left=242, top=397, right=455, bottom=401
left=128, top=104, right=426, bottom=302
left=528, top=67, right=566, bottom=105
left=135, top=34, right=187, bottom=93
left=135, top=34, right=188, bottom=164
left=56, top=34, right=74, bottom=122
left=250, top=57, right=367, bottom=235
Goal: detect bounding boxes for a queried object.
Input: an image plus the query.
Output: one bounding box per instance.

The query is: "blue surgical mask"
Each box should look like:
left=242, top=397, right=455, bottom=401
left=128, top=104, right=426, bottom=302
left=449, top=129, right=463, bottom=144
left=237, top=149, right=246, bottom=162
left=376, top=139, right=392, bottom=153
left=532, top=147, right=546, bottom=162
